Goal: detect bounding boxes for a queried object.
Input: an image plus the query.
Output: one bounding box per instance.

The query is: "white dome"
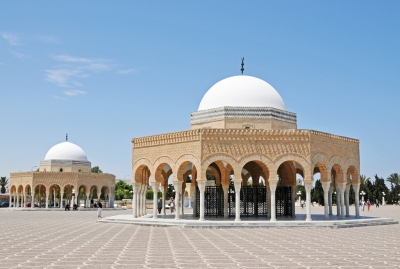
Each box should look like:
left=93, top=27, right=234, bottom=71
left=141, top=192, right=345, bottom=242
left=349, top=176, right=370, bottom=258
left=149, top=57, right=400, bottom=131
left=198, top=75, right=286, bottom=111
left=44, top=142, right=88, bottom=161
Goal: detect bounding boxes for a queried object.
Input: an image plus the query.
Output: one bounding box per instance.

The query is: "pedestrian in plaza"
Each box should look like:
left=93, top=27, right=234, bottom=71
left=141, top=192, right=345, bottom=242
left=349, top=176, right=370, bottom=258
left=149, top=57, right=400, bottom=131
left=169, top=197, right=175, bottom=214
left=361, top=200, right=365, bottom=211
left=97, top=199, right=103, bottom=218
left=376, top=199, right=380, bottom=208
left=301, top=200, right=304, bottom=209
left=366, top=199, right=371, bottom=211
left=157, top=198, right=162, bottom=214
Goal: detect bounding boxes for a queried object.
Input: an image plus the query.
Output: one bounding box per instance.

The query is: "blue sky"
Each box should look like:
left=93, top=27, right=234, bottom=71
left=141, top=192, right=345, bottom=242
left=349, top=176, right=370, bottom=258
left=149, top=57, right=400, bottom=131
left=1, top=1, right=399, bottom=183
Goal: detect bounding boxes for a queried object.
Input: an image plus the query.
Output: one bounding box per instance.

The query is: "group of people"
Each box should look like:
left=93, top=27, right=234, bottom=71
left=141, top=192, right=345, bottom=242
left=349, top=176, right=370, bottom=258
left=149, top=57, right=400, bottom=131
left=157, top=197, right=176, bottom=214
left=360, top=199, right=372, bottom=211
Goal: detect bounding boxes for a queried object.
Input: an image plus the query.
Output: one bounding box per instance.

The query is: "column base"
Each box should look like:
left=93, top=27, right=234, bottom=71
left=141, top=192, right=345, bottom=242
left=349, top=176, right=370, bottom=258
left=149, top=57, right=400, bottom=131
left=175, top=217, right=180, bottom=220
left=324, top=215, right=329, bottom=220
left=306, top=217, right=312, bottom=222
left=355, top=215, right=360, bottom=219
left=235, top=218, right=241, bottom=221
left=199, top=218, right=205, bottom=221
left=270, top=218, right=276, bottom=222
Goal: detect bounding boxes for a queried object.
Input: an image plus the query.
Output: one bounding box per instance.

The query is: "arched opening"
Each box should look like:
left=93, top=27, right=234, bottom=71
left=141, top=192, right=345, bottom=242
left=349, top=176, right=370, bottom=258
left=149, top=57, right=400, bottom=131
left=48, top=184, right=61, bottom=208
left=276, top=161, right=304, bottom=218
left=78, top=185, right=88, bottom=208
left=33, top=184, right=47, bottom=208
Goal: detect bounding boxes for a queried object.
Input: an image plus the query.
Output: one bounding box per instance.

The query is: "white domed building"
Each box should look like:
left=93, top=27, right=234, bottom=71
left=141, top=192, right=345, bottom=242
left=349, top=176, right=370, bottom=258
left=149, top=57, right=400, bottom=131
left=9, top=141, right=115, bottom=209
left=131, top=73, right=361, bottom=223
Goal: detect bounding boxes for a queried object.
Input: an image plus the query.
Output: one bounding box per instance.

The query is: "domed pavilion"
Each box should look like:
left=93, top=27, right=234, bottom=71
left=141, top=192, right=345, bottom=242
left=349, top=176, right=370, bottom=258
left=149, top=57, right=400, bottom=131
left=132, top=73, right=361, bottom=222
left=9, top=141, right=115, bottom=209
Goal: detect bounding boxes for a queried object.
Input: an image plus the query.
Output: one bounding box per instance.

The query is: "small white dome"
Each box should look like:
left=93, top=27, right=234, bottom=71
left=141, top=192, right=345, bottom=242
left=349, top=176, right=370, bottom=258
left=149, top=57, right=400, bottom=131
left=198, top=75, right=286, bottom=111
left=44, top=142, right=88, bottom=161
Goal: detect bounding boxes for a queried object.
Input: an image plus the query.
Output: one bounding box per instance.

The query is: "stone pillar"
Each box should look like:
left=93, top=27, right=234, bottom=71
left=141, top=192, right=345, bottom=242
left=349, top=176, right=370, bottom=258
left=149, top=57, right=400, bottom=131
left=45, top=192, right=49, bottom=209
left=328, top=187, right=333, bottom=215
left=174, top=182, right=183, bottom=220
left=336, top=189, right=341, bottom=216
left=234, top=181, right=241, bottom=221
left=267, top=184, right=271, bottom=219
left=16, top=193, right=19, bottom=208
left=322, top=182, right=331, bottom=220
left=304, top=181, right=313, bottom=222
left=337, top=183, right=346, bottom=219
left=152, top=183, right=160, bottom=219
left=197, top=181, right=206, bottom=221
left=291, top=186, right=296, bottom=218
left=345, top=184, right=350, bottom=217
left=181, top=192, right=184, bottom=215
left=142, top=185, right=147, bottom=216
left=22, top=193, right=25, bottom=208
left=60, top=190, right=63, bottom=208
left=86, top=193, right=90, bottom=208
left=9, top=193, right=12, bottom=208
left=138, top=185, right=143, bottom=216
left=132, top=184, right=138, bottom=218
left=192, top=185, right=197, bottom=218
left=160, top=185, right=166, bottom=216
left=353, top=183, right=360, bottom=218
left=31, top=192, right=35, bottom=209
left=222, top=184, right=229, bottom=218
left=53, top=191, right=56, bottom=208
left=269, top=181, right=277, bottom=221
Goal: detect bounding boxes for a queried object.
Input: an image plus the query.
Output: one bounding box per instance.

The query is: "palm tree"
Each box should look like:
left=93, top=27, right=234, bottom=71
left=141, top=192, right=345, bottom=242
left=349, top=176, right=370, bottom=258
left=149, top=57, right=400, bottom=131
left=387, top=173, right=400, bottom=187
left=0, top=177, right=9, bottom=194
left=360, top=174, right=370, bottom=187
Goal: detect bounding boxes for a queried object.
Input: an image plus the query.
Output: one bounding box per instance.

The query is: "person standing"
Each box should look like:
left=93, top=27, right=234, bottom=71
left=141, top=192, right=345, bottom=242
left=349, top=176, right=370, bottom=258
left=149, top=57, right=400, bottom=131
left=376, top=199, right=380, bottom=208
left=366, top=199, right=371, bottom=211
left=361, top=200, right=365, bottom=211
left=169, top=197, right=175, bottom=214
left=301, top=200, right=304, bottom=209
left=97, top=199, right=103, bottom=218
left=157, top=198, right=162, bottom=214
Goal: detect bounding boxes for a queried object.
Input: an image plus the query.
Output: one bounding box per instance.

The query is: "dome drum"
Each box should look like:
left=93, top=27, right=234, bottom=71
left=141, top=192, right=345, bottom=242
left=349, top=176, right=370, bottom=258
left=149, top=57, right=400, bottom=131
left=191, top=106, right=297, bottom=130
left=39, top=159, right=91, bottom=173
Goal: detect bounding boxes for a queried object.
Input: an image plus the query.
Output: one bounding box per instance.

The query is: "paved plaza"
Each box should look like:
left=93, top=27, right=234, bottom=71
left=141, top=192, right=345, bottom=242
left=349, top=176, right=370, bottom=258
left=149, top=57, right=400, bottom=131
left=1, top=206, right=400, bottom=269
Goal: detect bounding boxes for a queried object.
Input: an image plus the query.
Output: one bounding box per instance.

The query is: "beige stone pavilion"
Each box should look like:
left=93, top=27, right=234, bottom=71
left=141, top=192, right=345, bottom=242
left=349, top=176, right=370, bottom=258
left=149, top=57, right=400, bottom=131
left=9, top=141, right=115, bottom=209
left=132, top=75, right=361, bottom=222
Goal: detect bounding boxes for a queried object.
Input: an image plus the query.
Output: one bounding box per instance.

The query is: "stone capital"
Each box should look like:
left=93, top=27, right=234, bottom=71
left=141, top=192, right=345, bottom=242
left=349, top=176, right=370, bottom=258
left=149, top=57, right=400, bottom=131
left=304, top=181, right=313, bottom=192
left=197, top=181, right=206, bottom=193
left=321, top=181, right=331, bottom=192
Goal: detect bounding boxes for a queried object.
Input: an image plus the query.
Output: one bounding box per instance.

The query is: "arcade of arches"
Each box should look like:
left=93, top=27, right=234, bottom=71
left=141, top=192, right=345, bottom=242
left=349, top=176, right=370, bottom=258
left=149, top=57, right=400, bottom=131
left=132, top=129, right=360, bottom=222
left=9, top=172, right=115, bottom=209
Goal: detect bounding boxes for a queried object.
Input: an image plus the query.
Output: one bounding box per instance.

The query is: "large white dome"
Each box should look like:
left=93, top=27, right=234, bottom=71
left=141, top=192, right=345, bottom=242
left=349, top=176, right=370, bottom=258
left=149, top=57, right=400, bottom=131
left=198, top=75, right=286, bottom=111
left=44, top=142, right=88, bottom=161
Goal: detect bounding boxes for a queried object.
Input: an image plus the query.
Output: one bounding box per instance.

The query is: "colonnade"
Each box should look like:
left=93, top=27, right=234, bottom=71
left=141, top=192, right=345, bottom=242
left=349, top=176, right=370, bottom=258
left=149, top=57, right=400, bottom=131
left=131, top=181, right=361, bottom=222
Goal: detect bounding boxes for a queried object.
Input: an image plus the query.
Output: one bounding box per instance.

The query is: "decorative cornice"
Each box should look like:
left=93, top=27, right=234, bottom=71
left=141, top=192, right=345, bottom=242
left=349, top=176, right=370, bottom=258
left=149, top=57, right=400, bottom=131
left=132, top=130, right=201, bottom=148
left=309, top=130, right=359, bottom=143
left=191, top=106, right=297, bottom=124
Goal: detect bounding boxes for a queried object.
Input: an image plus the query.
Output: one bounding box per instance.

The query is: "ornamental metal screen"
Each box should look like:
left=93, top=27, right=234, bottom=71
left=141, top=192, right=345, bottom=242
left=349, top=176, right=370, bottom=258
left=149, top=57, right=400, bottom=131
left=195, top=186, right=224, bottom=217
left=276, top=186, right=292, bottom=217
left=228, top=185, right=268, bottom=218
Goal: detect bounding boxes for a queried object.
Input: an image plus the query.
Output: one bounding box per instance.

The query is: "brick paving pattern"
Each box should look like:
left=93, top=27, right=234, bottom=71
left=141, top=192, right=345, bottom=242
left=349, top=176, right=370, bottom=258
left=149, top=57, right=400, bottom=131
left=0, top=206, right=399, bottom=268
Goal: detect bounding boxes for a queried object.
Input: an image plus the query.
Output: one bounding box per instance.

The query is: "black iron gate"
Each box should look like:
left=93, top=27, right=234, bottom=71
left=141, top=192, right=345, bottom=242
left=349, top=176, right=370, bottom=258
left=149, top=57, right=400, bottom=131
left=228, top=185, right=268, bottom=218
left=276, top=186, right=292, bottom=217
left=196, top=186, right=224, bottom=217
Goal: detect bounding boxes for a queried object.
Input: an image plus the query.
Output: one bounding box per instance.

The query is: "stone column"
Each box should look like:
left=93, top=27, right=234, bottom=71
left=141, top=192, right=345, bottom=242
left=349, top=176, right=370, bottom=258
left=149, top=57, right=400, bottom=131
left=337, top=183, right=346, bottom=219
left=152, top=183, right=160, bottom=219
left=31, top=192, right=35, bottom=209
left=304, top=181, right=313, bottom=222
left=181, top=192, right=184, bottom=215
left=86, top=193, right=90, bottom=208
left=45, top=192, right=49, bottom=209
left=336, top=189, right=341, bottom=216
left=22, top=193, right=25, bottom=208
left=345, top=184, right=351, bottom=217
left=328, top=187, right=333, bottom=215
left=353, top=183, right=360, bottom=218
left=9, top=193, right=12, bottom=208
left=60, top=190, right=63, bottom=208
left=197, top=181, right=206, bottom=221
left=269, top=181, right=277, bottom=221
left=192, top=185, right=197, bottom=218
left=142, top=185, right=147, bottom=216
left=137, top=185, right=143, bottom=217
left=174, top=182, right=183, bottom=220
left=160, top=185, right=166, bottom=216
left=291, top=186, right=296, bottom=218
left=322, top=182, right=331, bottom=220
left=234, top=181, right=241, bottom=221
left=16, top=193, right=19, bottom=208
left=132, top=184, right=138, bottom=218
left=266, top=184, right=271, bottom=219
left=222, top=184, right=229, bottom=218
left=53, top=191, right=56, bottom=208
